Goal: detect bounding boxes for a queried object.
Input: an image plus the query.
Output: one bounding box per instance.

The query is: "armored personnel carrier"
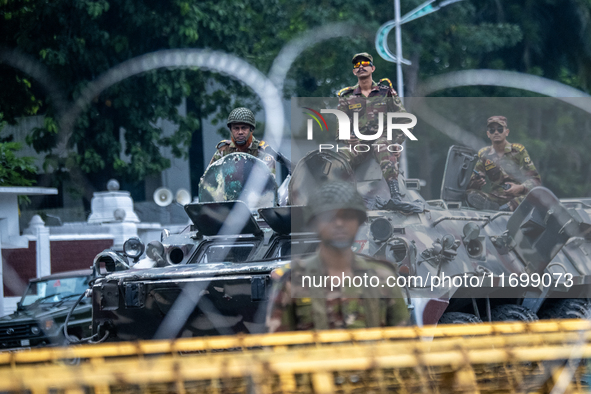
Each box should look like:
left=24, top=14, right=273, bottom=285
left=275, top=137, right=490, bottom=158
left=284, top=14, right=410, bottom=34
left=286, top=146, right=591, bottom=324
left=89, top=148, right=591, bottom=342
left=91, top=153, right=315, bottom=340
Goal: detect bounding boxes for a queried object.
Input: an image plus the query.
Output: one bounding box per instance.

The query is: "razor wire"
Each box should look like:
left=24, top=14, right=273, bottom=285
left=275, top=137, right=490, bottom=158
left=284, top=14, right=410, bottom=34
left=411, top=69, right=591, bottom=148
left=0, top=48, right=69, bottom=121
left=269, top=22, right=367, bottom=94
left=1, top=47, right=287, bottom=341
left=5, top=24, right=591, bottom=351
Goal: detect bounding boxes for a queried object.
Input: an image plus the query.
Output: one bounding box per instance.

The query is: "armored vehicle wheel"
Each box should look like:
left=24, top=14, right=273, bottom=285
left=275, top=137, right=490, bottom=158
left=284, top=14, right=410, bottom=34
left=538, top=299, right=591, bottom=319
left=438, top=312, right=482, bottom=324
left=491, top=305, right=538, bottom=322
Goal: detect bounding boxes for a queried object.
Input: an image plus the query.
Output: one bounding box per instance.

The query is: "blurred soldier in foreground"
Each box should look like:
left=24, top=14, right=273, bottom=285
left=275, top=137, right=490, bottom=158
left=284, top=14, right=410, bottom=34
left=266, top=181, right=410, bottom=332
left=337, top=52, right=423, bottom=213
left=466, top=116, right=541, bottom=211
left=208, top=107, right=276, bottom=174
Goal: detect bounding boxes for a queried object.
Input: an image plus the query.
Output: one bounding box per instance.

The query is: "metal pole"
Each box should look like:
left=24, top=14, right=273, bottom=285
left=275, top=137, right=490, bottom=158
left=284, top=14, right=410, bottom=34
left=394, top=0, right=409, bottom=177
left=395, top=0, right=403, bottom=99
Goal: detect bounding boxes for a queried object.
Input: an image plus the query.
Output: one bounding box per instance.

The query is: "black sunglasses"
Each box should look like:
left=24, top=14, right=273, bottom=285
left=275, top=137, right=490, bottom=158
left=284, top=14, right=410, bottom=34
left=487, top=126, right=504, bottom=134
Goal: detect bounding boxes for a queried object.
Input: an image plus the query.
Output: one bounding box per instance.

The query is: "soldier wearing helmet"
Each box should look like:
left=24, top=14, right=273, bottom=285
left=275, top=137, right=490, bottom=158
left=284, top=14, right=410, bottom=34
left=266, top=181, right=410, bottom=332
left=337, top=52, right=423, bottom=213
left=208, top=107, right=276, bottom=174
left=466, top=116, right=541, bottom=211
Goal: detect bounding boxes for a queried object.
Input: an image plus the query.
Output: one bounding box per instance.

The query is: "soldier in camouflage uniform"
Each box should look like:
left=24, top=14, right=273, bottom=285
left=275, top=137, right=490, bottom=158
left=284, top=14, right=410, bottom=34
left=337, top=52, right=422, bottom=213
left=208, top=107, right=276, bottom=174
left=466, top=116, right=542, bottom=211
left=266, top=181, right=410, bottom=332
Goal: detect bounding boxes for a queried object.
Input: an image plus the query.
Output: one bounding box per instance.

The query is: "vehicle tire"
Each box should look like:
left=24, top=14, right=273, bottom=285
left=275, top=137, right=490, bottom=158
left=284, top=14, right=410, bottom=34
left=438, top=312, right=483, bottom=324
left=491, top=304, right=538, bottom=322
left=538, top=299, right=591, bottom=320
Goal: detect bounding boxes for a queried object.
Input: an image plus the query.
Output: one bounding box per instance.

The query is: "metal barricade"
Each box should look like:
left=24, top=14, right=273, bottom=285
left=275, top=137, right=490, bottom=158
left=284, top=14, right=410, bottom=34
left=1, top=319, right=590, bottom=393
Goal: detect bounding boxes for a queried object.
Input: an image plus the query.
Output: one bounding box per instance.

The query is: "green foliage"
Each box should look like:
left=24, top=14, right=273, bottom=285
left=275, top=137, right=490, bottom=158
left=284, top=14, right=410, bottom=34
left=0, top=141, right=36, bottom=187
left=1, top=0, right=299, bottom=189
left=1, top=0, right=591, bottom=200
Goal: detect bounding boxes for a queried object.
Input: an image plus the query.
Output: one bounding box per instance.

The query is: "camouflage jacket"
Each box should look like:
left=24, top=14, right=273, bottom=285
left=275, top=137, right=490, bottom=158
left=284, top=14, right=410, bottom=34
left=337, top=79, right=407, bottom=144
left=266, top=253, right=410, bottom=332
left=209, top=137, right=276, bottom=174
left=468, top=142, right=541, bottom=194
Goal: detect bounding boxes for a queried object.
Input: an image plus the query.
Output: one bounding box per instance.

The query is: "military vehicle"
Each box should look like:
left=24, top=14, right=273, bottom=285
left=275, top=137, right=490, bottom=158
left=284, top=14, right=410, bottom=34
left=287, top=146, right=591, bottom=324
left=89, top=147, right=591, bottom=342
left=0, top=269, right=94, bottom=350
left=91, top=153, right=316, bottom=340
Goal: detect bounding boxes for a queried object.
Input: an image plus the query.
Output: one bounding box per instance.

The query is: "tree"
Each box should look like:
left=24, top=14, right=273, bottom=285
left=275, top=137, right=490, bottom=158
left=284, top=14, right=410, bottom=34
left=0, top=140, right=36, bottom=187
left=2, top=0, right=591, bottom=203
left=0, top=121, right=37, bottom=202
left=1, top=0, right=292, bottom=202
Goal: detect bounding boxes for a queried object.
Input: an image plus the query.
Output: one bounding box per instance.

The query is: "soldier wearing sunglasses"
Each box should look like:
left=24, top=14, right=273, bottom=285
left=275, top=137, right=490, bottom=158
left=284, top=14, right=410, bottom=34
left=466, top=116, right=541, bottom=211
left=336, top=52, right=423, bottom=213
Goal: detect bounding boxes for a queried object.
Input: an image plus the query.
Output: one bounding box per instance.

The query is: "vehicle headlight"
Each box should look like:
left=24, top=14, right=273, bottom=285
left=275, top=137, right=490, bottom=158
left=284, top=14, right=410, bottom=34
left=31, top=326, right=40, bottom=335
left=123, top=237, right=145, bottom=260
left=38, top=320, right=56, bottom=333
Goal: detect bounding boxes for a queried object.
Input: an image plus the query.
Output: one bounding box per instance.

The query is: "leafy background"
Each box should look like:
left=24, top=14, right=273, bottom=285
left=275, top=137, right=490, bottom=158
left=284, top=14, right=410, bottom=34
left=1, top=0, right=591, bottom=204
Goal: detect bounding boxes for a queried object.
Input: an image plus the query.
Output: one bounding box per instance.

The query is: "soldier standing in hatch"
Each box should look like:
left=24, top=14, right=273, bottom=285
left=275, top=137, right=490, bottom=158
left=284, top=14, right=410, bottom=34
left=266, top=181, right=410, bottom=332
left=208, top=107, right=276, bottom=174
left=337, top=52, right=422, bottom=213
left=466, top=116, right=541, bottom=211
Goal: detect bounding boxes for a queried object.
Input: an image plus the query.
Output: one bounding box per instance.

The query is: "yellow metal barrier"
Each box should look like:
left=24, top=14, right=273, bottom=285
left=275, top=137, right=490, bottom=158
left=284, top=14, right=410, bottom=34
left=1, top=319, right=590, bottom=393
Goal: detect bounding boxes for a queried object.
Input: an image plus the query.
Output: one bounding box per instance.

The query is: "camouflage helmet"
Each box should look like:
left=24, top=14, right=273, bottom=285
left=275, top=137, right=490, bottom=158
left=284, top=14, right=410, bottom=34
left=306, top=181, right=367, bottom=224
left=227, top=107, right=256, bottom=129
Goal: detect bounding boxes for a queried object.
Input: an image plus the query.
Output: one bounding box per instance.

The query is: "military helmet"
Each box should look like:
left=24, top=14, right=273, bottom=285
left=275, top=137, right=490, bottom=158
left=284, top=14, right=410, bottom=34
left=306, top=181, right=367, bottom=224
left=227, top=107, right=256, bottom=129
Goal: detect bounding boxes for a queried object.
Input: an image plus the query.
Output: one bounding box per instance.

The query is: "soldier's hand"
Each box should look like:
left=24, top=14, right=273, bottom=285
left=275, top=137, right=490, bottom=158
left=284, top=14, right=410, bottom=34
left=391, top=144, right=402, bottom=158
left=505, top=182, right=524, bottom=196
left=472, top=173, right=486, bottom=188
left=346, top=136, right=360, bottom=145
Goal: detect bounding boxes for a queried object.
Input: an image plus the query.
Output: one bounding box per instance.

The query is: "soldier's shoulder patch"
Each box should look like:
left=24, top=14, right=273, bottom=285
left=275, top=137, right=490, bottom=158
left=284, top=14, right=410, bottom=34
left=512, top=143, right=525, bottom=152
left=378, top=78, right=393, bottom=89
left=337, top=86, right=355, bottom=97
left=524, top=156, right=531, bottom=164
left=216, top=140, right=231, bottom=150
left=263, top=155, right=273, bottom=162
left=258, top=140, right=269, bottom=150
left=478, top=147, right=488, bottom=156
left=484, top=159, right=496, bottom=171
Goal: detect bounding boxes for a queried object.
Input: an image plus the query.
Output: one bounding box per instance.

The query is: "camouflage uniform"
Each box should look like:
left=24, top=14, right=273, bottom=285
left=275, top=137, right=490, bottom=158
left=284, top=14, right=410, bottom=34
left=266, top=253, right=410, bottom=332
left=467, top=142, right=541, bottom=210
left=209, top=137, right=276, bottom=175
left=337, top=78, right=407, bottom=182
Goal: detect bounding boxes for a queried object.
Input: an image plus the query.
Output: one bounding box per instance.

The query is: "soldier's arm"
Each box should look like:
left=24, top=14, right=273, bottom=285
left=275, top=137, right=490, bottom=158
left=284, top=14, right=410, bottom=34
left=259, top=141, right=292, bottom=174
left=208, top=141, right=231, bottom=167
left=467, top=156, right=486, bottom=190
left=371, top=261, right=411, bottom=327
left=208, top=151, right=221, bottom=166
left=336, top=87, right=355, bottom=140
left=384, top=80, right=408, bottom=145
left=386, top=281, right=411, bottom=326
left=261, top=153, right=277, bottom=176
left=518, top=148, right=542, bottom=192
left=266, top=272, right=296, bottom=332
